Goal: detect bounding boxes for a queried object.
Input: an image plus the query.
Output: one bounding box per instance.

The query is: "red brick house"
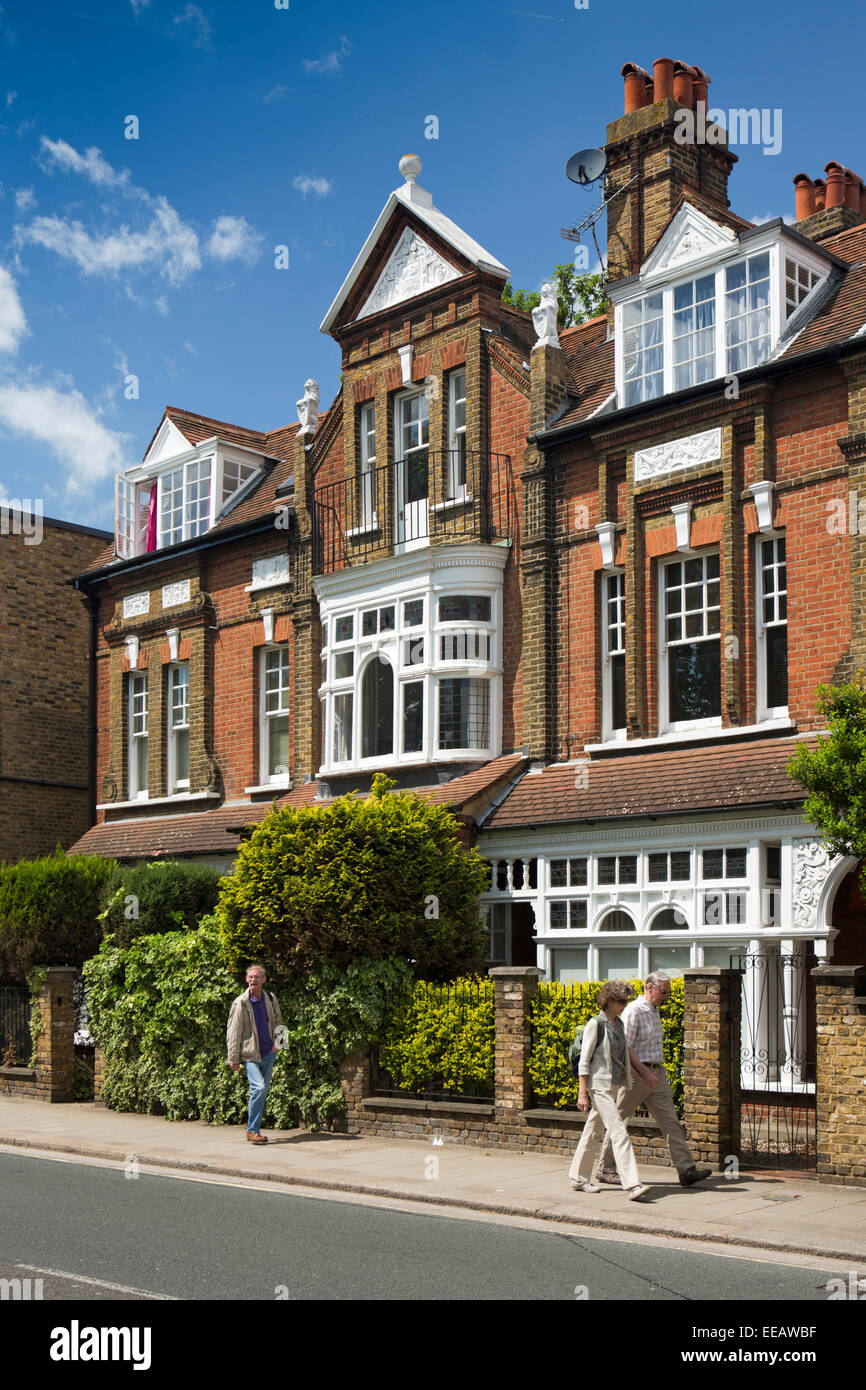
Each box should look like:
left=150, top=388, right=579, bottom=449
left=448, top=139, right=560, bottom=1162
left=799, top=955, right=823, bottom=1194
left=71, top=60, right=866, bottom=1015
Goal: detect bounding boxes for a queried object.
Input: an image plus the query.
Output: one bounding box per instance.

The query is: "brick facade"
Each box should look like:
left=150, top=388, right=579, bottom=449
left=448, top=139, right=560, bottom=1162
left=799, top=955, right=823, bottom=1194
left=0, top=517, right=110, bottom=863
left=0, top=967, right=77, bottom=1102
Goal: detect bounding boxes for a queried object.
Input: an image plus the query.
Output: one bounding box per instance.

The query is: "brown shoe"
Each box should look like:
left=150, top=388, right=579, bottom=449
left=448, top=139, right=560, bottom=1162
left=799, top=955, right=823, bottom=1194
left=246, top=1130, right=268, bottom=1144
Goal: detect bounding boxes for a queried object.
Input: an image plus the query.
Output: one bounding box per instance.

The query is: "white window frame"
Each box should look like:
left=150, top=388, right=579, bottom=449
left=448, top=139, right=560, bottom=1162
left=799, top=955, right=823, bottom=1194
left=128, top=672, right=148, bottom=800
left=756, top=532, right=788, bottom=721
left=167, top=663, right=190, bottom=794
left=260, top=645, right=290, bottom=785
left=358, top=403, right=377, bottom=532
left=601, top=569, right=627, bottom=742
left=447, top=368, right=468, bottom=500
left=316, top=577, right=501, bottom=777
left=116, top=444, right=265, bottom=558
left=614, top=231, right=829, bottom=406
left=659, top=550, right=722, bottom=734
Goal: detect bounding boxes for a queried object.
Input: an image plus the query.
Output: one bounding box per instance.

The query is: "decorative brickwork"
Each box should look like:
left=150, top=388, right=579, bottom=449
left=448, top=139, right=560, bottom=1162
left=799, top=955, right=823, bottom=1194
left=813, top=963, right=866, bottom=1185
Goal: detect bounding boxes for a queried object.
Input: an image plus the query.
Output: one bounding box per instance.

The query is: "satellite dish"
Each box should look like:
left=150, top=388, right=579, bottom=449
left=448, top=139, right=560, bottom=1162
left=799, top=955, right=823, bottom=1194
left=566, top=147, right=607, bottom=186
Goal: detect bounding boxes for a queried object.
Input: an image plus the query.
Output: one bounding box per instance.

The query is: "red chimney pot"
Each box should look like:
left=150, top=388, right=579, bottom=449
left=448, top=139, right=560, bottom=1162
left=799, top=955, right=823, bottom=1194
left=621, top=62, right=652, bottom=115
left=793, top=174, right=816, bottom=221
left=813, top=178, right=826, bottom=212
left=672, top=60, right=696, bottom=108
left=652, top=57, right=675, bottom=101
left=692, top=65, right=711, bottom=106
left=824, top=161, right=845, bottom=208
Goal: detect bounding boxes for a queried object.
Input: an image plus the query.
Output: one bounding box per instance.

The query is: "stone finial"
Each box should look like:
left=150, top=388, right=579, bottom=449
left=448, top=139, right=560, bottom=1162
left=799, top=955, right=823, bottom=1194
left=531, top=282, right=560, bottom=350
left=296, top=378, right=320, bottom=433
left=399, top=153, right=422, bottom=184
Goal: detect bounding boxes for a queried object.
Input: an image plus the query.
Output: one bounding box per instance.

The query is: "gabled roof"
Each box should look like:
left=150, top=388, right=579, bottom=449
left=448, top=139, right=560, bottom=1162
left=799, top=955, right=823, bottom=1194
left=320, top=167, right=509, bottom=334
left=144, top=406, right=297, bottom=464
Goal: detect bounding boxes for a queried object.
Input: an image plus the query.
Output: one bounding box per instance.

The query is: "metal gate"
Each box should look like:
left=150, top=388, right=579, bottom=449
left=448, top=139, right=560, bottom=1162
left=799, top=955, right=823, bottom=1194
left=732, top=951, right=817, bottom=1170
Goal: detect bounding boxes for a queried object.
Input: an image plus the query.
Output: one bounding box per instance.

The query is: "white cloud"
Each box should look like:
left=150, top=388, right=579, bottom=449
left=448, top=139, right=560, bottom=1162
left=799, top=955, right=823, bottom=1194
left=263, top=84, right=288, bottom=103
left=6, top=90, right=15, bottom=107
left=171, top=3, right=212, bottom=48
left=0, top=382, right=131, bottom=490
left=750, top=211, right=795, bottom=227
left=14, top=186, right=35, bottom=212
left=38, top=136, right=145, bottom=200
left=303, top=36, right=350, bottom=75
left=293, top=174, right=333, bottom=198
left=207, top=214, right=264, bottom=265
left=0, top=265, right=27, bottom=353
left=130, top=0, right=150, bottom=12
left=16, top=198, right=202, bottom=285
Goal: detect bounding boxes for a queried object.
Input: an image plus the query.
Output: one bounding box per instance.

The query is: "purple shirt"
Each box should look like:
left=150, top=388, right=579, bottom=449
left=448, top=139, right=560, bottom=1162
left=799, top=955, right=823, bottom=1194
left=249, top=991, right=272, bottom=1058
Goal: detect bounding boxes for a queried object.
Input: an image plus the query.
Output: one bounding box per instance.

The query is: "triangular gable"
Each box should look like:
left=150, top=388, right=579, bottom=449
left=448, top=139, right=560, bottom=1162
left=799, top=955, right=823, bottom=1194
left=144, top=416, right=194, bottom=467
left=641, top=202, right=737, bottom=279
left=359, top=226, right=462, bottom=318
left=321, top=173, right=509, bottom=334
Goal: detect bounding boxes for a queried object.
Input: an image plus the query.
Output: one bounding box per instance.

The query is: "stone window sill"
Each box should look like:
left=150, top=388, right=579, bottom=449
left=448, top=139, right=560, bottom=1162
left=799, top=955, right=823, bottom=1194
left=96, top=791, right=221, bottom=811
left=244, top=782, right=291, bottom=795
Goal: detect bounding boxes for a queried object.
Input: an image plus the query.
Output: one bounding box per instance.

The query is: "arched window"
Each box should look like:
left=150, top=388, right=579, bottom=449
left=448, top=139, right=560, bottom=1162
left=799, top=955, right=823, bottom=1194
left=597, top=909, right=635, bottom=932
left=361, top=655, right=393, bottom=758
left=649, top=907, right=689, bottom=931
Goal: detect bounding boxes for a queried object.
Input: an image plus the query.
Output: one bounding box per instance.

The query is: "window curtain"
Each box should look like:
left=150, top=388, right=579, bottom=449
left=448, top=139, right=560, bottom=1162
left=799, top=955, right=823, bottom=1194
left=145, top=487, right=158, bottom=552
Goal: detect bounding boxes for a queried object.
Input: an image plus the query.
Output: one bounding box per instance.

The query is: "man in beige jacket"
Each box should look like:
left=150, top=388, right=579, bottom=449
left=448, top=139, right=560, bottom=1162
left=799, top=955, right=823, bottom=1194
left=227, top=965, right=283, bottom=1144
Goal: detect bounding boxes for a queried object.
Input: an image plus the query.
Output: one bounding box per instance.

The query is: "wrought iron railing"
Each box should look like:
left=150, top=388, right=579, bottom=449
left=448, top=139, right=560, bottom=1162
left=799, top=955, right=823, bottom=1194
left=733, top=951, right=817, bottom=1170
left=0, top=986, right=31, bottom=1067
left=312, top=451, right=513, bottom=575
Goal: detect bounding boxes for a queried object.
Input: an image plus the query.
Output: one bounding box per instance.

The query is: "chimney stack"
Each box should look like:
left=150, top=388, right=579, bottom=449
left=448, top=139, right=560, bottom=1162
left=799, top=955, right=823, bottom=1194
left=793, top=162, right=866, bottom=241
left=606, top=56, right=736, bottom=283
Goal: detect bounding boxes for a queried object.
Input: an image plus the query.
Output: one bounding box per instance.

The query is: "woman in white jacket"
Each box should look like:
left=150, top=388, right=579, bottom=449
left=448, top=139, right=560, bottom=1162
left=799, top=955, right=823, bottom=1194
left=568, top=980, right=659, bottom=1202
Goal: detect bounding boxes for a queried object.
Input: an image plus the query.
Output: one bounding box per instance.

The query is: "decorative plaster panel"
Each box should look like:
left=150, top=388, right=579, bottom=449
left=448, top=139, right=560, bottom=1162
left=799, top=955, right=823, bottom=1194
left=250, top=553, right=291, bottom=590
left=162, top=580, right=191, bottom=608
left=791, top=838, right=834, bottom=930
left=634, top=427, right=722, bottom=482
left=359, top=227, right=460, bottom=319
left=123, top=591, right=150, bottom=619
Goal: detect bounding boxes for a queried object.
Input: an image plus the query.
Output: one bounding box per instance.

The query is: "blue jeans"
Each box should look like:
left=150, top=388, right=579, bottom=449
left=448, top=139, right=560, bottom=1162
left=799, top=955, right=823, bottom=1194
left=244, top=1050, right=277, bottom=1133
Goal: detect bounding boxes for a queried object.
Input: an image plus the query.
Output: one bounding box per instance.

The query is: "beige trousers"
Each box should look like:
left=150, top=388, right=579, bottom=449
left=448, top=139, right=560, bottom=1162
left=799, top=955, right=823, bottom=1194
left=598, top=1065, right=694, bottom=1176
left=568, top=1083, right=641, bottom=1190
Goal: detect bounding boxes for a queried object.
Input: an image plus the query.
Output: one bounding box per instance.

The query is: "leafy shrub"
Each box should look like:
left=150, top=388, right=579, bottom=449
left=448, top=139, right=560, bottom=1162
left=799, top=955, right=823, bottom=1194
left=83, top=916, right=412, bottom=1129
left=0, top=850, right=117, bottom=982
left=218, top=774, right=489, bottom=981
left=98, top=861, right=223, bottom=946
left=377, top=978, right=495, bottom=1094
left=527, top=977, right=684, bottom=1113
left=74, top=1055, right=95, bottom=1101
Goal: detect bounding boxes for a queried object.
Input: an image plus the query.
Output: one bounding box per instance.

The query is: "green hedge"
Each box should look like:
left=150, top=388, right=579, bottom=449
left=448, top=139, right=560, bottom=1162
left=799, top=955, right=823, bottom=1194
left=82, top=916, right=412, bottom=1129
left=377, top=978, right=495, bottom=1094
left=527, top=977, right=684, bottom=1113
left=0, top=850, right=117, bottom=982
left=98, top=861, right=223, bottom=946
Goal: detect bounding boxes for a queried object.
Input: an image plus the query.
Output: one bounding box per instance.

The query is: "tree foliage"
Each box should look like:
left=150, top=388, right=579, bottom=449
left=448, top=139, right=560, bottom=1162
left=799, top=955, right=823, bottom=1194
left=501, top=263, right=609, bottom=328
left=788, top=679, right=866, bottom=888
left=217, top=774, right=489, bottom=982
left=98, top=860, right=223, bottom=947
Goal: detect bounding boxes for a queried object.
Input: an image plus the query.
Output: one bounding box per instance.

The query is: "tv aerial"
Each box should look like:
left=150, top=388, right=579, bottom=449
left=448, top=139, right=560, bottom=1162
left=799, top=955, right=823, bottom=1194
left=565, top=147, right=607, bottom=187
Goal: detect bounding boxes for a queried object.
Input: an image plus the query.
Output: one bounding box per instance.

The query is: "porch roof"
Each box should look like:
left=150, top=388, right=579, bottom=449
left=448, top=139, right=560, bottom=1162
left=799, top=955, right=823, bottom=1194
left=482, top=736, right=812, bottom=832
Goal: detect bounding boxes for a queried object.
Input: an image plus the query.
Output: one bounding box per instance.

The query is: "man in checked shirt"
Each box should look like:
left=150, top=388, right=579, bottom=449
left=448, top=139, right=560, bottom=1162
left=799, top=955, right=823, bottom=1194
left=596, top=971, right=712, bottom=1188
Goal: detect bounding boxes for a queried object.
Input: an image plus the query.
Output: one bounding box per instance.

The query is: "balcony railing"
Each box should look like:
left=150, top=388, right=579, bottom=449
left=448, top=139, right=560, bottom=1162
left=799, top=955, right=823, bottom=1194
left=312, top=451, right=513, bottom=575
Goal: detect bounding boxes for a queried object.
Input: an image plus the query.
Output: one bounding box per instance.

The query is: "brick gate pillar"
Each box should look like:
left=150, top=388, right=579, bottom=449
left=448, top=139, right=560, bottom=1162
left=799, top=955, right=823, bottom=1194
left=489, top=966, right=541, bottom=1141
left=682, top=967, right=741, bottom=1167
left=813, top=963, right=866, bottom=1185
left=35, top=967, right=77, bottom=1103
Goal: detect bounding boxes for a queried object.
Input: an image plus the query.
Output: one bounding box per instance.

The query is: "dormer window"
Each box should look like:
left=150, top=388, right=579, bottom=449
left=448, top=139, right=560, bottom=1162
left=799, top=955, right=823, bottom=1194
left=115, top=445, right=262, bottom=558
left=613, top=208, right=830, bottom=409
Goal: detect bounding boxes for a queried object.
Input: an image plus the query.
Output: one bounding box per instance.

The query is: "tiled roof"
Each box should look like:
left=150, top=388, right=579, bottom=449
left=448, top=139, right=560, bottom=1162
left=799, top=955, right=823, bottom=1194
left=557, top=315, right=614, bottom=428
left=274, top=754, right=529, bottom=818
left=67, top=756, right=530, bottom=862
left=483, top=737, right=810, bottom=831
left=780, top=225, right=866, bottom=360
left=67, top=803, right=275, bottom=861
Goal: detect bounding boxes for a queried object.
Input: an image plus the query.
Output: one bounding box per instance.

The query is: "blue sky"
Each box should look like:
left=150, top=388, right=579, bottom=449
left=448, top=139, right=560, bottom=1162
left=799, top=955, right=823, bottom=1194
left=0, top=0, right=863, bottom=533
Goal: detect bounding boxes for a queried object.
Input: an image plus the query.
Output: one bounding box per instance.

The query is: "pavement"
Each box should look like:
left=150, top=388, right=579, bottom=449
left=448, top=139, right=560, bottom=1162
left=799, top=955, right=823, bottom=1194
left=1, top=1095, right=865, bottom=1266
